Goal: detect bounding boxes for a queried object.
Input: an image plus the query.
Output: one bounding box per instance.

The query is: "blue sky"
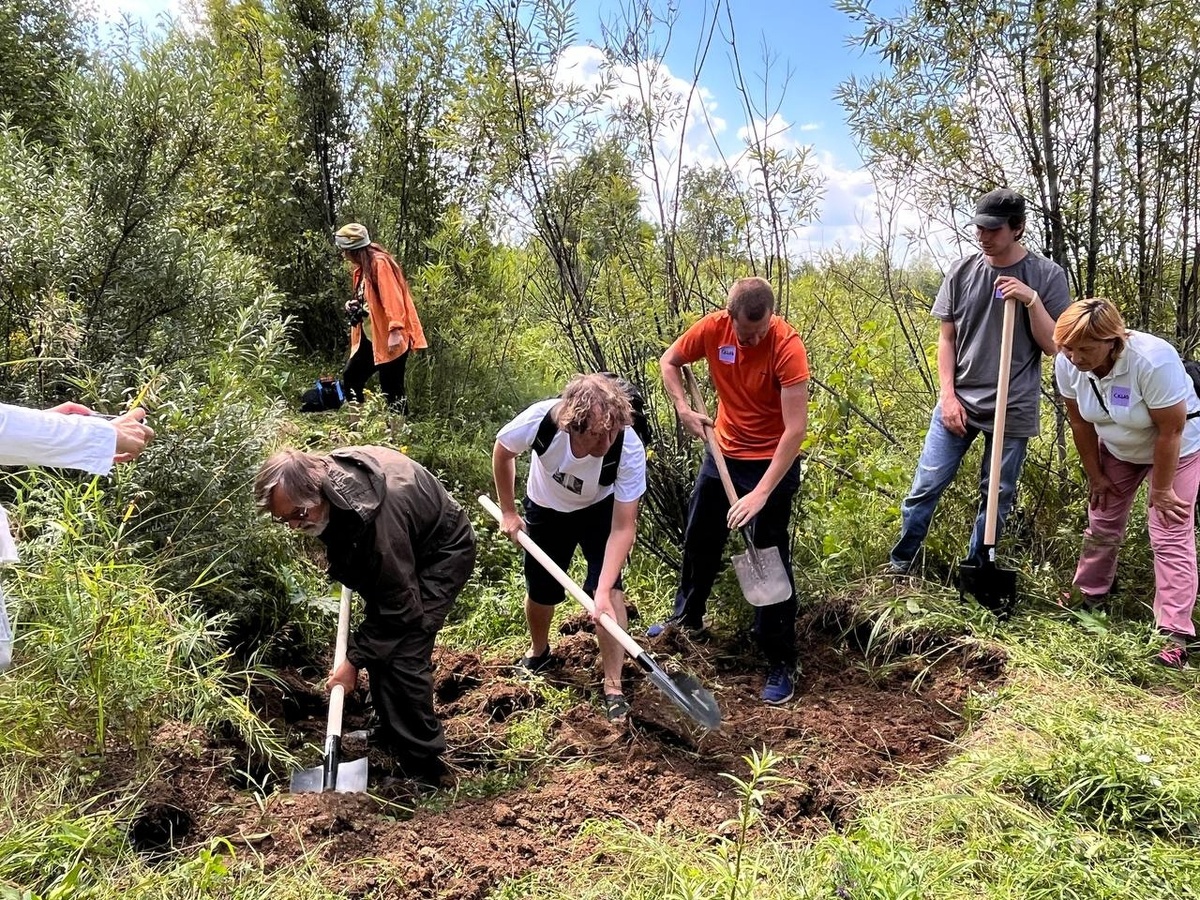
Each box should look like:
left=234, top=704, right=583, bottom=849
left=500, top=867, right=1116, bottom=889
left=556, top=0, right=918, bottom=254
left=89, top=0, right=918, bottom=255
left=574, top=0, right=901, bottom=163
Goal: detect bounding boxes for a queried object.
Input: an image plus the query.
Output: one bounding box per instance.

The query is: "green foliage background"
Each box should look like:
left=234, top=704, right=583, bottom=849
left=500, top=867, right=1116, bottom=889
left=0, top=0, right=1197, bottom=897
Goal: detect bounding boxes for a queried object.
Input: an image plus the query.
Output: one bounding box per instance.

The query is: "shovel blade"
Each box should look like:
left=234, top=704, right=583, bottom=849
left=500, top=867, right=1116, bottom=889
left=731, top=544, right=791, bottom=607
left=957, top=557, right=1018, bottom=619
left=290, top=755, right=369, bottom=794
left=639, top=652, right=721, bottom=730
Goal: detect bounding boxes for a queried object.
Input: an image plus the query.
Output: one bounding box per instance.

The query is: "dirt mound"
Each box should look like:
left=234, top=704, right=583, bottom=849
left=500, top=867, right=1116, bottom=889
left=126, top=617, right=1004, bottom=898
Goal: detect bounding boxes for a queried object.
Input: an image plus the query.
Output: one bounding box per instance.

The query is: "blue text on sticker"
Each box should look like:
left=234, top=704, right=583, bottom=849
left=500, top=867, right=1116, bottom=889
left=1110, top=385, right=1131, bottom=408
left=718, top=345, right=736, bottom=364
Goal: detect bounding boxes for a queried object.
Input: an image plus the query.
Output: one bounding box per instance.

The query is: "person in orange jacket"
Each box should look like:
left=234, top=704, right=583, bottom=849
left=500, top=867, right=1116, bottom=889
left=334, top=223, right=428, bottom=413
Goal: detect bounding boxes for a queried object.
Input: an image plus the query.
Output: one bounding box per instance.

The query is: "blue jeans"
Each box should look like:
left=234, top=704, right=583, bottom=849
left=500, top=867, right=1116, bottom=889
left=671, top=452, right=802, bottom=667
left=890, top=403, right=1029, bottom=568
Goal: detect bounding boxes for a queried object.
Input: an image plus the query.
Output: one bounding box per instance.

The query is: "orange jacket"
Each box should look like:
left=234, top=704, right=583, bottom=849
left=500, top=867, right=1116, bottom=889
left=349, top=250, right=428, bottom=364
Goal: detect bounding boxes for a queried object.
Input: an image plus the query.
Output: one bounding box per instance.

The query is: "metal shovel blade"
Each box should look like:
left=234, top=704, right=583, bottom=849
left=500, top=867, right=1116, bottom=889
left=636, top=651, right=721, bottom=730
left=731, top=541, right=791, bottom=607
left=957, top=552, right=1018, bottom=619
left=290, top=754, right=369, bottom=794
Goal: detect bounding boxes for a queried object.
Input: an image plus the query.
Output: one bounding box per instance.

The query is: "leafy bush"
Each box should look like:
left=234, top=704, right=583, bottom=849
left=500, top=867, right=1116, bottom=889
left=1, top=471, right=284, bottom=758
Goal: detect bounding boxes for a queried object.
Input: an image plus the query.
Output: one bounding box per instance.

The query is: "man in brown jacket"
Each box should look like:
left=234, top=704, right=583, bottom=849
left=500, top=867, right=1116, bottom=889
left=255, top=446, right=476, bottom=784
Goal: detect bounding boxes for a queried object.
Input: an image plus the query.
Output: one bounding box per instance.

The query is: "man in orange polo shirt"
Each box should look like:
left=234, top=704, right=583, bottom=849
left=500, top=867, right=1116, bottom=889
left=651, top=277, right=809, bottom=703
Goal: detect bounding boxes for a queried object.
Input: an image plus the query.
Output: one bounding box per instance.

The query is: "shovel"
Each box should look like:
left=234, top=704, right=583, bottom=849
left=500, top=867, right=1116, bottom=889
left=290, top=585, right=369, bottom=793
left=479, top=495, right=721, bottom=730
left=681, top=365, right=791, bottom=607
left=957, top=292, right=1019, bottom=619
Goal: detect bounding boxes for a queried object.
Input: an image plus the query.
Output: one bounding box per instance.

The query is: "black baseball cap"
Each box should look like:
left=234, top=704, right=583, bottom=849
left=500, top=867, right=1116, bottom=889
left=970, top=188, right=1025, bottom=229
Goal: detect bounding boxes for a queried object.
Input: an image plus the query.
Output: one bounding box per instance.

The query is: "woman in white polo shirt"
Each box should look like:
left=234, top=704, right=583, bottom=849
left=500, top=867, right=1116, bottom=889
left=1055, top=298, right=1200, bottom=668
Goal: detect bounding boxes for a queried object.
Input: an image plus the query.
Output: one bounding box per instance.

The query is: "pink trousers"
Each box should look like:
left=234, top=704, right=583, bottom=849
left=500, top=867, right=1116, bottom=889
left=1073, top=446, right=1200, bottom=637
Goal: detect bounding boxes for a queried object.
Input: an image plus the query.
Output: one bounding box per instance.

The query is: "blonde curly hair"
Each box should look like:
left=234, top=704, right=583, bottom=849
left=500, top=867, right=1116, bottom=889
left=553, top=374, right=632, bottom=434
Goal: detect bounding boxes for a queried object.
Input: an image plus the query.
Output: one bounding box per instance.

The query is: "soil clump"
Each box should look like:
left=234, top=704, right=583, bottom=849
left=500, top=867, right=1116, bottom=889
left=123, top=607, right=1005, bottom=898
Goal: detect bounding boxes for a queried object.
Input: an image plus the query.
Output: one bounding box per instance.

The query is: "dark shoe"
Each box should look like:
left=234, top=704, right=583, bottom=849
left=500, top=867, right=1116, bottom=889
left=646, top=615, right=706, bottom=639
left=377, top=773, right=442, bottom=798
left=391, top=755, right=448, bottom=787
left=514, top=646, right=554, bottom=676
left=884, top=558, right=914, bottom=577
left=604, top=693, right=630, bottom=723
left=761, top=665, right=795, bottom=704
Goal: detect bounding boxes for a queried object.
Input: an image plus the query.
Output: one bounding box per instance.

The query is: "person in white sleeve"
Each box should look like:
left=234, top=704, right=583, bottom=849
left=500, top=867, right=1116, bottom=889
left=492, top=374, right=647, bottom=723
left=0, top=402, right=154, bottom=670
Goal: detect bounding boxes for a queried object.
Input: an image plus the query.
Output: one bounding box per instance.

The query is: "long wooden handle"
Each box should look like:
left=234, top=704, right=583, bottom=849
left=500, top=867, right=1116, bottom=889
left=984, top=297, right=1018, bottom=546
left=326, top=585, right=352, bottom=741
left=681, top=365, right=739, bottom=506
left=478, top=495, right=644, bottom=661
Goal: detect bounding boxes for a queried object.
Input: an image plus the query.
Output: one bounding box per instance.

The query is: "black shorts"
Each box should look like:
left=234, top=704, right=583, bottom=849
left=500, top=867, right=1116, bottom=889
left=523, top=494, right=623, bottom=606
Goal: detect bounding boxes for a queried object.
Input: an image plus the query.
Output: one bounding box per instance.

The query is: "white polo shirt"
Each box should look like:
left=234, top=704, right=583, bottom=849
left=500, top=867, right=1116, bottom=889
left=1055, top=331, right=1200, bottom=464
left=497, top=399, right=647, bottom=512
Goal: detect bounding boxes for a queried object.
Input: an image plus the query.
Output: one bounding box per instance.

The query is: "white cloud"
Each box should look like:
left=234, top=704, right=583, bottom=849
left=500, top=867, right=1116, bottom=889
left=553, top=44, right=607, bottom=86
left=532, top=43, right=964, bottom=261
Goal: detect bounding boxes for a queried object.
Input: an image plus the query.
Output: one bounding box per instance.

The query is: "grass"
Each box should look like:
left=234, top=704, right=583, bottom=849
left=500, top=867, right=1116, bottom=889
left=3, top=424, right=1198, bottom=900
left=493, top=577, right=1200, bottom=900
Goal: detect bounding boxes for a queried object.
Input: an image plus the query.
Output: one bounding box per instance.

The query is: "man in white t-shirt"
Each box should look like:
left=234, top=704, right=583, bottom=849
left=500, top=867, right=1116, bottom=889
left=492, top=374, right=647, bottom=722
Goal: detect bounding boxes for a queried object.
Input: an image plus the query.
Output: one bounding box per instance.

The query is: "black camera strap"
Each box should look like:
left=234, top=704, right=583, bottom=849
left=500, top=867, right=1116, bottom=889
left=1087, top=377, right=1110, bottom=417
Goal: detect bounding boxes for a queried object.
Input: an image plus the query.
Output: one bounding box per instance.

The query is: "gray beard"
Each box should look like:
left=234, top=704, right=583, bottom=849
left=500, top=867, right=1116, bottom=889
left=297, top=504, right=330, bottom=536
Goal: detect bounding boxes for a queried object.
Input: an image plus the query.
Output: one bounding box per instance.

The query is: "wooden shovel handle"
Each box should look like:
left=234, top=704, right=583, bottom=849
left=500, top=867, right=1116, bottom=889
left=326, top=585, right=352, bottom=741
left=478, top=495, right=645, bottom=661
left=681, top=365, right=740, bottom=507
left=983, top=297, right=1018, bottom=546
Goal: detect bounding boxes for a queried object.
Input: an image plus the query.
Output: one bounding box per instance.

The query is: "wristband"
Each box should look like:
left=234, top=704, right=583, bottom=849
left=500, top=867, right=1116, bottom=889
left=1023, top=291, right=1039, bottom=309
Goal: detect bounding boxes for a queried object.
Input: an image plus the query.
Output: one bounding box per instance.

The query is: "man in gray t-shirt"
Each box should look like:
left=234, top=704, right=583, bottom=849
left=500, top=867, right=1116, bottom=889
left=889, top=188, right=1070, bottom=573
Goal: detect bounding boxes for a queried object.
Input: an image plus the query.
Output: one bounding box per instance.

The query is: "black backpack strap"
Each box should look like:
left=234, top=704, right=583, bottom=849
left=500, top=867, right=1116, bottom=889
left=599, top=431, right=623, bottom=487
left=531, top=405, right=560, bottom=456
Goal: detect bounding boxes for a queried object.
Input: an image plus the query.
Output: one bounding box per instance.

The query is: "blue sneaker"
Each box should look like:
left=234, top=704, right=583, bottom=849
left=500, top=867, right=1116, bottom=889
left=761, top=665, right=794, bottom=704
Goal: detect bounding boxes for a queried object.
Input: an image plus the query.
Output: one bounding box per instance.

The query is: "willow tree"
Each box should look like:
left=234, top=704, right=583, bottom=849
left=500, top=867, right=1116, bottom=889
left=836, top=0, right=1200, bottom=341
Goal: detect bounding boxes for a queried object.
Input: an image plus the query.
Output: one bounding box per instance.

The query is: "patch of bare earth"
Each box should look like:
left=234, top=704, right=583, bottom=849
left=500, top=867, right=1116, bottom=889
left=123, top=607, right=1005, bottom=898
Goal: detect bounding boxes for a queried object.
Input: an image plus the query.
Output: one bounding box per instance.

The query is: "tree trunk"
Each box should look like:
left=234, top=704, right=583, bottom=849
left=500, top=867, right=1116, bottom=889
left=1085, top=0, right=1104, bottom=295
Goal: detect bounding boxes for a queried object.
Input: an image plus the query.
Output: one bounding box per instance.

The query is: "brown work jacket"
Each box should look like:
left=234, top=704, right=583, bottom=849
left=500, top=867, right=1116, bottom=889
left=318, top=446, right=475, bottom=667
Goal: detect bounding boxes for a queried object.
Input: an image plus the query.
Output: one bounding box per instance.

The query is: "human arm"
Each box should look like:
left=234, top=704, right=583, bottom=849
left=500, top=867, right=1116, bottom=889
left=995, top=275, right=1057, bottom=355
left=726, top=382, right=808, bottom=529
left=369, top=257, right=413, bottom=352
left=1146, top=400, right=1190, bottom=525
left=591, top=498, right=638, bottom=625
left=1062, top=397, right=1115, bottom=510
left=492, top=440, right=526, bottom=541
left=0, top=403, right=153, bottom=473
left=660, top=342, right=713, bottom=439
left=936, top=320, right=968, bottom=437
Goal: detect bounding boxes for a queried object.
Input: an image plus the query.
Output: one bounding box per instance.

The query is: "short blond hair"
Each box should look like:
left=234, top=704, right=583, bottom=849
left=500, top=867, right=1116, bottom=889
left=554, top=374, right=632, bottom=434
left=1053, top=298, right=1128, bottom=357
left=254, top=448, right=329, bottom=509
left=727, top=277, right=775, bottom=320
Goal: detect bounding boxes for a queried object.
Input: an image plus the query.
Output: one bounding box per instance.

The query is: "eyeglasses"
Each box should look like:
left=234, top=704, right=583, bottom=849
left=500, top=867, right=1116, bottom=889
left=271, top=506, right=310, bottom=525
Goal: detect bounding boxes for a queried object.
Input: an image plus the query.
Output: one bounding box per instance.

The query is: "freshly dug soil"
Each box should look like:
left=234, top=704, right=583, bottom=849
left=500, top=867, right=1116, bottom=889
left=123, top=607, right=1005, bottom=898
